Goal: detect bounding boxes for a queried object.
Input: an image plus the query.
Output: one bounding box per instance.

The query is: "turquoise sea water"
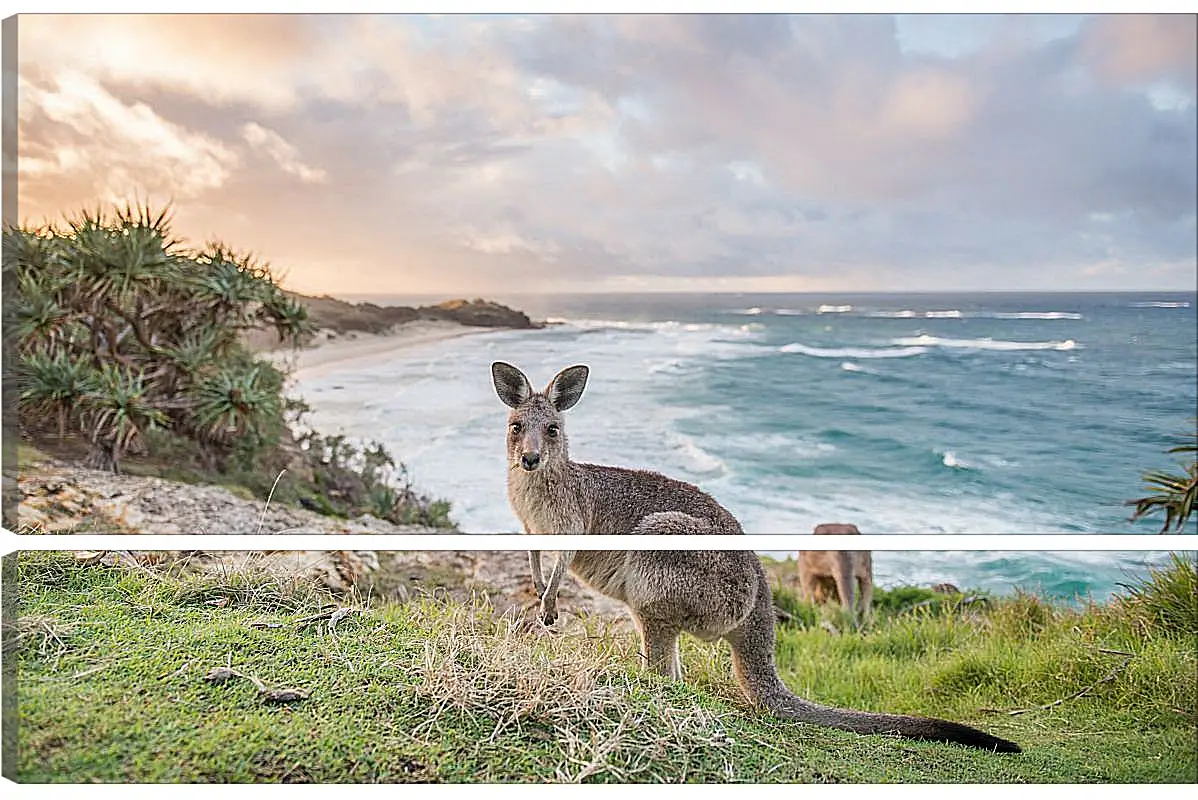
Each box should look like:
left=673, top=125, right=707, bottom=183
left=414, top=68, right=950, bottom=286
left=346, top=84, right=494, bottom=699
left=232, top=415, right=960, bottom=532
left=294, top=291, right=1197, bottom=599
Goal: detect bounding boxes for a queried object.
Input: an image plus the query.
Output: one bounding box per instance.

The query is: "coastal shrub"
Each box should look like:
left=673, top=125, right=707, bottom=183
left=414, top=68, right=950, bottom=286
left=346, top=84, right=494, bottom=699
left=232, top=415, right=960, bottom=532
left=1115, top=552, right=1198, bottom=638
left=770, top=584, right=819, bottom=629
left=285, top=420, right=456, bottom=528
left=5, top=203, right=311, bottom=472
left=7, top=202, right=456, bottom=529
left=769, top=582, right=995, bottom=631
left=870, top=584, right=993, bottom=617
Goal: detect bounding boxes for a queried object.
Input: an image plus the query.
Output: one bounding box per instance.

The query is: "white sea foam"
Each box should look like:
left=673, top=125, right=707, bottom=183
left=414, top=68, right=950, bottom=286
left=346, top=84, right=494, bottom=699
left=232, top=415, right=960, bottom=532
left=891, top=335, right=1078, bottom=351
left=841, top=361, right=864, bottom=372
left=668, top=432, right=727, bottom=476
left=713, top=431, right=837, bottom=461
left=547, top=317, right=716, bottom=333
left=940, top=450, right=973, bottom=469
left=542, top=317, right=764, bottom=359
left=1131, top=301, right=1190, bottom=308
left=728, top=307, right=803, bottom=316
left=817, top=304, right=853, bottom=314
left=780, top=342, right=928, bottom=359
left=870, top=309, right=1081, bottom=320
left=729, top=479, right=1082, bottom=535
left=982, top=311, right=1083, bottom=320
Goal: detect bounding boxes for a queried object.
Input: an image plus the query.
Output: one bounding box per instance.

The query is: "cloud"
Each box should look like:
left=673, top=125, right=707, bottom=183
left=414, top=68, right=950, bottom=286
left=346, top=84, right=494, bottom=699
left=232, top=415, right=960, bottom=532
left=17, top=14, right=346, bottom=112
left=241, top=123, right=327, bottom=184
left=18, top=71, right=239, bottom=204
left=1081, top=13, right=1198, bottom=92
left=461, top=228, right=562, bottom=259
left=14, top=13, right=1198, bottom=293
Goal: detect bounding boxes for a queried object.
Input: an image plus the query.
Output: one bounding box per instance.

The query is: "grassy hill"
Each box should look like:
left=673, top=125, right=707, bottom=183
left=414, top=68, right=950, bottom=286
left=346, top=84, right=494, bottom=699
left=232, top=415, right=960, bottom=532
left=8, top=551, right=1196, bottom=783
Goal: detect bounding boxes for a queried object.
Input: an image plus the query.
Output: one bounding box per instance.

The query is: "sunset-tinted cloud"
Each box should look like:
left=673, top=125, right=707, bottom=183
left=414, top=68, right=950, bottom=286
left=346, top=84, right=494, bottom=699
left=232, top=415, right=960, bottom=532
left=15, top=13, right=1197, bottom=294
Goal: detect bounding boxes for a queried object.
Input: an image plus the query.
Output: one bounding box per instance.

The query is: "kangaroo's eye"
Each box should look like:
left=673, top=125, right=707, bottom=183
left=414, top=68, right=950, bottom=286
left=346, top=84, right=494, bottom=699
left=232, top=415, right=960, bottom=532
left=546, top=424, right=559, bottom=438
left=509, top=422, right=523, bottom=434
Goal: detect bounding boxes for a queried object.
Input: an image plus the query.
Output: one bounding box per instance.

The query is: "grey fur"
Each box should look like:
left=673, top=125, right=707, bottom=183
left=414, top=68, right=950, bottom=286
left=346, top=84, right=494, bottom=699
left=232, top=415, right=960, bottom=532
left=491, top=361, right=1021, bottom=754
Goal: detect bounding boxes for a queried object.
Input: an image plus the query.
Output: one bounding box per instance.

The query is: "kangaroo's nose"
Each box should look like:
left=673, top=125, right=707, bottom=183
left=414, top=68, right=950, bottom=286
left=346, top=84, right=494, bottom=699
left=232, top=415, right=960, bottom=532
left=521, top=452, right=541, bottom=471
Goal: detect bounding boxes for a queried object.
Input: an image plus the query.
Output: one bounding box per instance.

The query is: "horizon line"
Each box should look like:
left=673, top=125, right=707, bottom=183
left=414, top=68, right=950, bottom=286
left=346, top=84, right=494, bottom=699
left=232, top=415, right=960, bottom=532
left=325, top=288, right=1198, bottom=299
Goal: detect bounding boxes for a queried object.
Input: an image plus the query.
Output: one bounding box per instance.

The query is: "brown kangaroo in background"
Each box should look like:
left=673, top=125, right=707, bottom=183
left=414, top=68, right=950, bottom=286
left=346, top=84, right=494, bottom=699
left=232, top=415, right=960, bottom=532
left=491, top=361, right=1020, bottom=753
left=799, top=523, right=874, bottom=625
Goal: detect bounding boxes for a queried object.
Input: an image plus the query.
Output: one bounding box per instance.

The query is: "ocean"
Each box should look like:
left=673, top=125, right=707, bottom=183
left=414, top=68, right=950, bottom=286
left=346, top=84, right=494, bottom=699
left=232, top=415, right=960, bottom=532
left=290, top=291, right=1197, bottom=600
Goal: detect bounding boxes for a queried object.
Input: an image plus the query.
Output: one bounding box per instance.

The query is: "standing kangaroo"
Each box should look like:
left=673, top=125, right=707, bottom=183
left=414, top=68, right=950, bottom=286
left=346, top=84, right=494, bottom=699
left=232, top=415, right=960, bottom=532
left=491, top=361, right=1020, bottom=753
left=799, top=523, right=874, bottom=626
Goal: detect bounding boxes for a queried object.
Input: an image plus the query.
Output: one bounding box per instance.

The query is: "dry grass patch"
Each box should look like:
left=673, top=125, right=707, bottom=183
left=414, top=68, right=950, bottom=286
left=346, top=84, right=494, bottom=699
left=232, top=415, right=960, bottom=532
left=403, top=595, right=769, bottom=782
left=5, top=615, right=78, bottom=658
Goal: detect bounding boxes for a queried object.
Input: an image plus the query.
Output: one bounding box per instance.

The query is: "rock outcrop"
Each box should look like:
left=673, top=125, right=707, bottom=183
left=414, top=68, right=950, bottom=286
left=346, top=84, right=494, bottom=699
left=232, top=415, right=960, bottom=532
left=285, top=293, right=540, bottom=338
left=17, top=460, right=443, bottom=536
left=418, top=298, right=540, bottom=329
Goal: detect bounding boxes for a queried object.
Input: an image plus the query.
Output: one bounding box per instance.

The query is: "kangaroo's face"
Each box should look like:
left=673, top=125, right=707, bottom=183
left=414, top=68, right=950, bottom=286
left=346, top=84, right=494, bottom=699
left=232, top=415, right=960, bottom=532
left=491, top=362, right=589, bottom=473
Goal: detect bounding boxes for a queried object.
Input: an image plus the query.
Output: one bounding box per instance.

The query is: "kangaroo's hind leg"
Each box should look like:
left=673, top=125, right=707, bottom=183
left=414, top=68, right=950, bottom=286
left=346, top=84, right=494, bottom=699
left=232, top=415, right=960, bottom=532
left=832, top=555, right=857, bottom=626
left=634, top=615, right=683, bottom=681
left=797, top=560, right=817, bottom=604
left=624, top=511, right=712, bottom=681
left=857, top=568, right=874, bottom=623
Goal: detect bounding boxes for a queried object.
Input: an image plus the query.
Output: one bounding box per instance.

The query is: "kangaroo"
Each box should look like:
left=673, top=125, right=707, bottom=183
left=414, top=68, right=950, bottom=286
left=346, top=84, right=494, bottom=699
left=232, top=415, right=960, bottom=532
left=799, top=523, right=874, bottom=625
left=490, top=361, right=1021, bottom=754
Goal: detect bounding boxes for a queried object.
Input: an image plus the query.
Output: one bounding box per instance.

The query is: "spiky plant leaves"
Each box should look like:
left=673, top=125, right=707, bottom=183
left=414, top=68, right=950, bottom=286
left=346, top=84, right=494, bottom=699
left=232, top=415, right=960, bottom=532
left=9, top=200, right=455, bottom=524
left=60, top=205, right=175, bottom=310
left=18, top=350, right=94, bottom=437
left=188, top=359, right=284, bottom=447
left=14, top=288, right=73, bottom=352
left=258, top=287, right=314, bottom=344
left=1128, top=429, right=1198, bottom=533
left=160, top=327, right=225, bottom=384
left=79, top=363, right=168, bottom=470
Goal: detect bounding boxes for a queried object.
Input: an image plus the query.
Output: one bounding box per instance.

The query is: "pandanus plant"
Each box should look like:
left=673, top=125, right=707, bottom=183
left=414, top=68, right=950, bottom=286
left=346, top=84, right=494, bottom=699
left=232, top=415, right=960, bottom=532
left=6, top=202, right=313, bottom=473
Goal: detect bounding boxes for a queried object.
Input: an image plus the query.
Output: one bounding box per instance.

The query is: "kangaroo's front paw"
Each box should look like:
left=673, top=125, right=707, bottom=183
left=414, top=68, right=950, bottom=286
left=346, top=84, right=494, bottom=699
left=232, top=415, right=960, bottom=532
left=538, top=596, right=558, bottom=627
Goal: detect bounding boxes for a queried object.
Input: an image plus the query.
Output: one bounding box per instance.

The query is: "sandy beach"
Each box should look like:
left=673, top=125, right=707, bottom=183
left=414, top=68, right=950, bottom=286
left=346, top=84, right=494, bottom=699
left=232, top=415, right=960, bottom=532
left=266, top=320, right=499, bottom=379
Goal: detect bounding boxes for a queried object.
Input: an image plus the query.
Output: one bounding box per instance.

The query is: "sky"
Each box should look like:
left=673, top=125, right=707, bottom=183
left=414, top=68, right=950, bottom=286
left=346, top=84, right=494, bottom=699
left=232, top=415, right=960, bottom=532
left=12, top=12, right=1198, bottom=295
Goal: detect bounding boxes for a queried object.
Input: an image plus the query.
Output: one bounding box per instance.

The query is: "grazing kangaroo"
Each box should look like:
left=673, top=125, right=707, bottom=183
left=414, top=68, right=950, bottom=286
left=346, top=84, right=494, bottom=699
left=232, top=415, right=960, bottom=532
left=799, top=523, right=874, bottom=625
left=490, top=361, right=1021, bottom=753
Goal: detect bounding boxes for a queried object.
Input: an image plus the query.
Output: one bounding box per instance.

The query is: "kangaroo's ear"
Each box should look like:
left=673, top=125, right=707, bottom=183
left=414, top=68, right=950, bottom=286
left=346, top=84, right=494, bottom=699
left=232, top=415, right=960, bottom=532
left=546, top=365, right=589, bottom=412
left=492, top=362, right=533, bottom=408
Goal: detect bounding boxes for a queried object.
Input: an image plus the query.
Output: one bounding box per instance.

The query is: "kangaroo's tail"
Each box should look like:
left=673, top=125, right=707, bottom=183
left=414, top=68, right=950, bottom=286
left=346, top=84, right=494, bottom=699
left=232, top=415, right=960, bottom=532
left=751, top=680, right=1021, bottom=752
left=727, top=587, right=1021, bottom=753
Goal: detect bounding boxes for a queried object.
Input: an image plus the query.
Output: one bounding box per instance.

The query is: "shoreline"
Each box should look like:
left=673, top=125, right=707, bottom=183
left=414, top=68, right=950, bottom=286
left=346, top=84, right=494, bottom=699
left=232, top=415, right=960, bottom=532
left=264, top=319, right=507, bottom=380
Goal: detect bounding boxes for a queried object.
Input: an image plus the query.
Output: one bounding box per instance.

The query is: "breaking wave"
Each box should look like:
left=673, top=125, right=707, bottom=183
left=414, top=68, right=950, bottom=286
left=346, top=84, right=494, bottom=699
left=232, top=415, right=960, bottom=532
left=982, top=311, right=1083, bottom=320
left=870, top=309, right=1081, bottom=320
left=780, top=342, right=928, bottom=359
left=891, top=335, right=1078, bottom=352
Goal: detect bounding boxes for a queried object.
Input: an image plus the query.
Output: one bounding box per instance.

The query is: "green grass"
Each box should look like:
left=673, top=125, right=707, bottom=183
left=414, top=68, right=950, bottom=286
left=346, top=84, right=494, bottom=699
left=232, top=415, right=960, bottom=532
left=9, top=551, right=1197, bottom=783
